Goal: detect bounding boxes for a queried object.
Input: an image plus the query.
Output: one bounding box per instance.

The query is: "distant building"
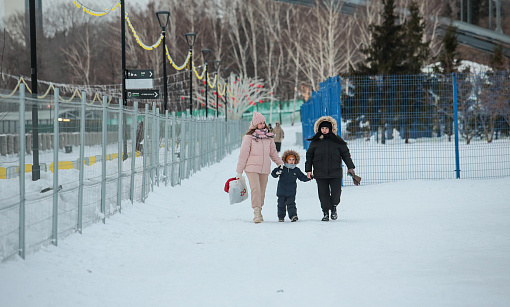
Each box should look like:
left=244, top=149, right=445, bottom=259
left=274, top=0, right=314, bottom=6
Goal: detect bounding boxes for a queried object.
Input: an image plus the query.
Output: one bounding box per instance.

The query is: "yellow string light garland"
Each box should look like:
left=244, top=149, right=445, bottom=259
left=0, top=77, right=115, bottom=104
left=207, top=73, right=217, bottom=88
left=193, top=64, right=207, bottom=80
left=165, top=46, right=191, bottom=70
left=73, top=0, right=120, bottom=17
left=125, top=13, right=163, bottom=50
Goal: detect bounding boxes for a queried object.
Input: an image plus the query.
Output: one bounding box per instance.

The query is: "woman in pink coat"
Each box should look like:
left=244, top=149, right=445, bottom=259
left=236, top=112, right=284, bottom=223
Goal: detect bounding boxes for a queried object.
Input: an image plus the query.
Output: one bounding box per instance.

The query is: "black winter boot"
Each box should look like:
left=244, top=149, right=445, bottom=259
left=331, top=206, right=338, bottom=220
left=321, top=211, right=329, bottom=221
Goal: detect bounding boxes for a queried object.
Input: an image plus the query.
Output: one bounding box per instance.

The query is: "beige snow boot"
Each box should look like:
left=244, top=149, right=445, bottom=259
left=253, top=207, right=263, bottom=223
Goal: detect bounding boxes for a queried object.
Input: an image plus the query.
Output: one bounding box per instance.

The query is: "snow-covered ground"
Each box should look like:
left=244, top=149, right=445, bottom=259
left=1, top=124, right=509, bottom=307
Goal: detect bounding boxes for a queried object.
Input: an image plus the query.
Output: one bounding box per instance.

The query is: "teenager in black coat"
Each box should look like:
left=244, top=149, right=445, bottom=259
left=305, top=116, right=357, bottom=221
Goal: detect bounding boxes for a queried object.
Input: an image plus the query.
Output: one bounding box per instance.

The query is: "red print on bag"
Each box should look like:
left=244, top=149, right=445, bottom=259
left=240, top=189, right=246, bottom=196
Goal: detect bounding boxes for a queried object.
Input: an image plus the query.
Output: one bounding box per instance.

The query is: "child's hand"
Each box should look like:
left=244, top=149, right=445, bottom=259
left=275, top=170, right=282, bottom=175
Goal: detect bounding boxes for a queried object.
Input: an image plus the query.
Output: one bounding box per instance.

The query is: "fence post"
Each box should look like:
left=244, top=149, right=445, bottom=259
left=180, top=114, right=186, bottom=183
left=164, top=110, right=169, bottom=186
left=189, top=118, right=194, bottom=176
left=101, top=96, right=107, bottom=223
left=142, top=104, right=149, bottom=202
left=338, top=76, right=342, bottom=137
left=152, top=103, right=158, bottom=189
left=452, top=73, right=461, bottom=179
left=52, top=88, right=59, bottom=246
left=171, top=112, right=176, bottom=186
left=117, top=99, right=123, bottom=213
left=18, top=84, right=26, bottom=259
left=150, top=103, right=155, bottom=190
left=78, top=92, right=86, bottom=233
left=156, top=108, right=161, bottom=186
left=130, top=101, right=138, bottom=203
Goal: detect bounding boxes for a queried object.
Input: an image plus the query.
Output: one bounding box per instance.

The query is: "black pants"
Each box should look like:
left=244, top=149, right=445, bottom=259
left=275, top=142, right=282, bottom=152
left=315, top=178, right=342, bottom=213
left=277, top=195, right=297, bottom=219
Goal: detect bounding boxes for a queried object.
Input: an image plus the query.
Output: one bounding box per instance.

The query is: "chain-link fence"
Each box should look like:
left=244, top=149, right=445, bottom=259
left=301, top=72, right=510, bottom=185
left=0, top=85, right=248, bottom=262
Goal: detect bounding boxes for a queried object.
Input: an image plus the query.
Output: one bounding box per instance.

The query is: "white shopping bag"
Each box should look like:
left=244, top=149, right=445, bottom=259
left=229, top=176, right=249, bottom=205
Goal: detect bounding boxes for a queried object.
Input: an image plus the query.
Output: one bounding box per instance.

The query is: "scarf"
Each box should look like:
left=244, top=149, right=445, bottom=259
left=284, top=163, right=296, bottom=169
left=252, top=128, right=274, bottom=141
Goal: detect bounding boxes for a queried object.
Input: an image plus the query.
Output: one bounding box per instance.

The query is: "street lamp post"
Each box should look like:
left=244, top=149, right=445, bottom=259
left=156, top=11, right=171, bottom=113
left=222, top=68, right=229, bottom=122
left=29, top=0, right=40, bottom=180
left=213, top=60, right=221, bottom=117
left=185, top=33, right=196, bottom=117
left=201, top=49, right=212, bottom=118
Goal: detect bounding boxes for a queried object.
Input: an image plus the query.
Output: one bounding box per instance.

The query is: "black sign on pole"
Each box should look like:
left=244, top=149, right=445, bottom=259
left=126, top=69, right=154, bottom=79
left=126, top=89, right=160, bottom=99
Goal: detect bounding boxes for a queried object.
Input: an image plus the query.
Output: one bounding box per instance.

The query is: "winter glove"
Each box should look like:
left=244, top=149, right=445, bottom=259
left=347, top=169, right=361, bottom=186
left=236, top=172, right=243, bottom=179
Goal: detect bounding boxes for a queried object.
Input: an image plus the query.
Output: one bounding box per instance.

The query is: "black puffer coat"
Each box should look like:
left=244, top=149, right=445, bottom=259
left=305, top=116, right=355, bottom=179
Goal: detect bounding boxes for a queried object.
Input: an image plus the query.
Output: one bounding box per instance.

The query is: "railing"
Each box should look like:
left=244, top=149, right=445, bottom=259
left=301, top=71, right=510, bottom=184
left=0, top=85, right=248, bottom=262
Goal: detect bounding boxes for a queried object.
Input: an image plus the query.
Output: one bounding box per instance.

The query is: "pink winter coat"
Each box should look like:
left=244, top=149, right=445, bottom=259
left=236, top=135, right=284, bottom=174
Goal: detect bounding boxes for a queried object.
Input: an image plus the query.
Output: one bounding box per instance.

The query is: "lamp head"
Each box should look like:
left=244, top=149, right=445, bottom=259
left=222, top=67, right=229, bottom=77
left=156, top=11, right=170, bottom=29
left=201, top=49, right=212, bottom=63
left=185, top=32, right=197, bottom=47
left=213, top=60, right=221, bottom=71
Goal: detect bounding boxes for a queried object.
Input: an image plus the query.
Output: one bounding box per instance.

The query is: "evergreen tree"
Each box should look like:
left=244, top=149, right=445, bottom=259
left=436, top=24, right=461, bottom=74
left=356, top=0, right=406, bottom=75
left=401, top=1, right=430, bottom=74
left=490, top=45, right=504, bottom=71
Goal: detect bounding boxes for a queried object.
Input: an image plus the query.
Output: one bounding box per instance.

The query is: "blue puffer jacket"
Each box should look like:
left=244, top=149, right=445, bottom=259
left=271, top=165, right=311, bottom=197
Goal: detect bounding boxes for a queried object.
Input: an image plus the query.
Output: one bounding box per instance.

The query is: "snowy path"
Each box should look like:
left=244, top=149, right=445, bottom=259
left=1, top=125, right=510, bottom=307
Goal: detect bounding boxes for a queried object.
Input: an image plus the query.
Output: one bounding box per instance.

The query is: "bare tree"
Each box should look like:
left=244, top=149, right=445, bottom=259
left=213, top=74, right=270, bottom=120
left=225, top=0, right=249, bottom=75
left=282, top=6, right=304, bottom=125
left=62, top=23, right=93, bottom=85
left=256, top=0, right=286, bottom=123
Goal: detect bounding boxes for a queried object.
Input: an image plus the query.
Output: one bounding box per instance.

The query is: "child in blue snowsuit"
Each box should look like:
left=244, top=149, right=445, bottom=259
left=271, top=150, right=311, bottom=222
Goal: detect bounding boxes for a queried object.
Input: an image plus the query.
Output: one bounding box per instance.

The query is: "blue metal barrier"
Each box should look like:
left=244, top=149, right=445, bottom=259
left=301, top=76, right=342, bottom=149
left=301, top=72, right=510, bottom=184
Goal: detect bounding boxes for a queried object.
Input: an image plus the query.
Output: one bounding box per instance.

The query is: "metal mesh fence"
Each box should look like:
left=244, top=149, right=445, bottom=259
left=301, top=72, right=510, bottom=185
left=0, top=85, right=248, bottom=262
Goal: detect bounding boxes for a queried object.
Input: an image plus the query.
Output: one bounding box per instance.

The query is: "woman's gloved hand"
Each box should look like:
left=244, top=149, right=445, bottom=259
left=348, top=169, right=361, bottom=186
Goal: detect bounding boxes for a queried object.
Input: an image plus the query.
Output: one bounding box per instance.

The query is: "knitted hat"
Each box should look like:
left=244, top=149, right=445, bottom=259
left=313, top=116, right=338, bottom=134
left=319, top=121, right=332, bottom=131
left=250, top=112, right=266, bottom=129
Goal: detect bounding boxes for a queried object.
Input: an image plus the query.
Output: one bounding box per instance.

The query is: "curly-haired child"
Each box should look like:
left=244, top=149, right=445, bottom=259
left=271, top=150, right=311, bottom=222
